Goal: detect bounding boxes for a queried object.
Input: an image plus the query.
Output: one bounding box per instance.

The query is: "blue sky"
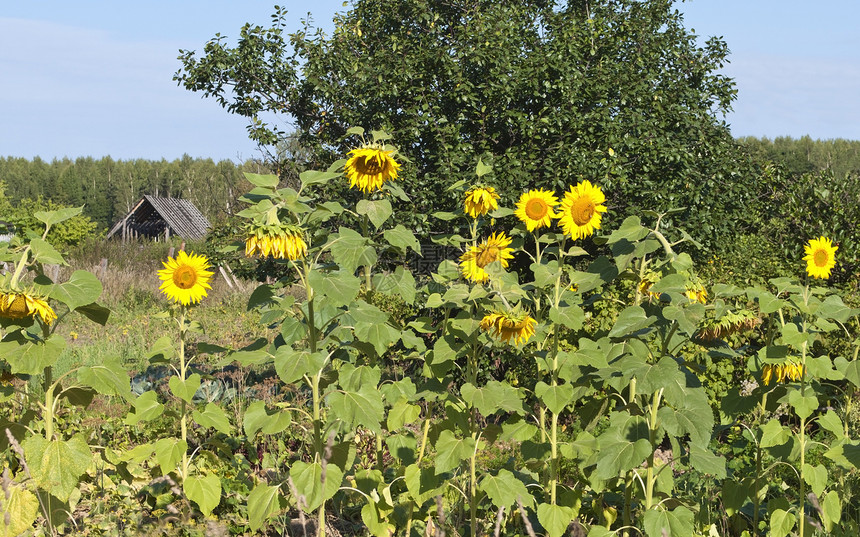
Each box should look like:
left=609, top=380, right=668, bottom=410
left=2, top=0, right=859, bottom=162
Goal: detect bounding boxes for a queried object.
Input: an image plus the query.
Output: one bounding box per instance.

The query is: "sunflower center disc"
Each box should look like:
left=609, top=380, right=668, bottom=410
left=476, top=246, right=500, bottom=267
left=173, top=266, right=198, bottom=289
left=525, top=198, right=547, bottom=220
left=814, top=249, right=829, bottom=267
left=7, top=295, right=28, bottom=318
left=359, top=156, right=383, bottom=175
left=571, top=198, right=596, bottom=226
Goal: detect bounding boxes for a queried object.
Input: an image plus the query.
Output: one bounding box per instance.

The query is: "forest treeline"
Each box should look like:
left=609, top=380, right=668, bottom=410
left=0, top=154, right=277, bottom=231
left=2, top=134, right=859, bottom=238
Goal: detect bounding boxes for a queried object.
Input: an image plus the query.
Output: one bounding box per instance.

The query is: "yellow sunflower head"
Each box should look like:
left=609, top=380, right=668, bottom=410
left=464, top=186, right=500, bottom=218
left=158, top=250, right=214, bottom=306
left=558, top=180, right=607, bottom=240
left=0, top=290, right=56, bottom=325
left=514, top=189, right=559, bottom=232
left=345, top=145, right=401, bottom=193
left=480, top=309, right=537, bottom=345
left=684, top=283, right=708, bottom=304
left=459, top=232, right=515, bottom=283
left=761, top=360, right=804, bottom=386
left=245, top=226, right=308, bottom=260
left=803, top=236, right=837, bottom=280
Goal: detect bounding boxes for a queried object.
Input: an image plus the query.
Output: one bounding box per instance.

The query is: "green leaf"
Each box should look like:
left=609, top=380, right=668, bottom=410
left=244, top=172, right=279, bottom=188
left=385, top=433, right=417, bottom=464
left=820, top=490, right=841, bottom=532
left=479, top=469, right=534, bottom=509
left=153, top=437, right=187, bottom=475
left=74, top=302, right=111, bottom=325
left=357, top=198, right=393, bottom=229
left=537, top=503, right=576, bottom=537
left=247, top=483, right=283, bottom=532
left=535, top=382, right=575, bottom=415
left=77, top=357, right=132, bottom=400
left=330, top=227, right=377, bottom=273
left=387, top=398, right=421, bottom=430
left=246, top=401, right=292, bottom=436
left=353, top=319, right=400, bottom=357
left=843, top=360, right=860, bottom=389
left=1, top=333, right=66, bottom=375
left=802, top=463, right=827, bottom=497
left=169, top=373, right=201, bottom=404
left=192, top=402, right=232, bottom=434
left=373, top=266, right=416, bottom=304
left=642, top=506, right=695, bottom=537
left=721, top=480, right=747, bottom=517
left=125, top=390, right=164, bottom=425
left=274, top=349, right=325, bottom=384
left=308, top=269, right=360, bottom=307
left=29, top=238, right=66, bottom=265
left=476, top=157, right=492, bottom=177
left=434, top=430, right=476, bottom=474
left=183, top=473, right=221, bottom=516
left=0, top=482, right=40, bottom=537
left=689, top=445, right=726, bottom=478
left=595, top=414, right=651, bottom=480
left=35, top=206, right=83, bottom=227
left=300, top=169, right=341, bottom=189
left=759, top=419, right=791, bottom=448
left=657, top=393, right=714, bottom=447
left=328, top=387, right=384, bottom=433
left=461, top=381, right=524, bottom=415
left=608, top=306, right=656, bottom=339
left=289, top=461, right=343, bottom=512
left=51, top=270, right=102, bottom=310
left=818, top=409, right=844, bottom=437
left=21, top=434, right=92, bottom=503
left=403, top=464, right=443, bottom=505
left=383, top=225, right=421, bottom=254
left=549, top=303, right=584, bottom=330
left=769, top=508, right=796, bottom=537
left=787, top=388, right=818, bottom=420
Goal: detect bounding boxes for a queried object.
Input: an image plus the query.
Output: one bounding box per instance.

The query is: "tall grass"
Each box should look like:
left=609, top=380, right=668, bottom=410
left=53, top=238, right=272, bottom=376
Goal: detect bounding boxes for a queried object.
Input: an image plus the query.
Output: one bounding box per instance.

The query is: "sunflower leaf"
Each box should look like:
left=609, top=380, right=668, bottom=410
left=29, top=238, right=66, bottom=265
left=52, top=270, right=103, bottom=310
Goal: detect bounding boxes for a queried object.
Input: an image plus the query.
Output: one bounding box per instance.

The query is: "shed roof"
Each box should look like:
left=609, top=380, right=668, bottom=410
left=106, top=196, right=211, bottom=240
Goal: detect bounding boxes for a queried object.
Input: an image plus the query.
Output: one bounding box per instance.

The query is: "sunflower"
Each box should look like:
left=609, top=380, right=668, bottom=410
left=464, top=186, right=500, bottom=218
left=696, top=309, right=760, bottom=341
left=558, top=180, right=607, bottom=239
left=803, top=236, right=837, bottom=279
left=684, top=283, right=708, bottom=304
left=0, top=291, right=56, bottom=324
left=480, top=309, right=537, bottom=345
left=245, top=227, right=308, bottom=260
left=514, top=189, right=559, bottom=232
left=761, top=360, right=804, bottom=386
left=158, top=250, right=214, bottom=306
left=345, top=146, right=401, bottom=193
left=459, top=232, right=515, bottom=283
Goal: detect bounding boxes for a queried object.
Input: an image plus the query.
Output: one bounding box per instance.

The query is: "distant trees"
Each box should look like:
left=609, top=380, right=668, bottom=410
left=0, top=156, right=276, bottom=231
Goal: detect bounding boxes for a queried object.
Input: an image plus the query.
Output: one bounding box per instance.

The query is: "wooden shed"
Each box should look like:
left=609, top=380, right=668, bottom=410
left=106, top=196, right=211, bottom=242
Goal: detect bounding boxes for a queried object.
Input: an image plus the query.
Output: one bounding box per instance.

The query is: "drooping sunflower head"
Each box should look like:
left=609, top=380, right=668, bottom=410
left=245, top=226, right=308, bottom=261
left=345, top=145, right=401, bottom=193
left=761, top=360, right=804, bottom=386
left=558, top=180, right=607, bottom=240
left=803, top=236, right=837, bottom=280
left=459, top=232, right=515, bottom=283
left=463, top=186, right=500, bottom=218
left=158, top=250, right=214, bottom=306
left=0, top=290, right=56, bottom=325
left=480, top=309, right=537, bottom=345
left=696, top=309, right=760, bottom=342
left=684, top=283, right=708, bottom=304
left=514, top=189, right=559, bottom=232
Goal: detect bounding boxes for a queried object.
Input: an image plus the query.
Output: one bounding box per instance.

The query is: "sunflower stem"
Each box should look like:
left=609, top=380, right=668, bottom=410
left=9, top=245, right=31, bottom=290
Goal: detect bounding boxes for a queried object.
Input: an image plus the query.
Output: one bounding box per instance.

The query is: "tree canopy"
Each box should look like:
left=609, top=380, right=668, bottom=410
left=176, top=0, right=764, bottom=249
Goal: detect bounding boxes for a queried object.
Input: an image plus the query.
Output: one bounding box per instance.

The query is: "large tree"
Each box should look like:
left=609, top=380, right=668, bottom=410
left=175, top=0, right=764, bottom=249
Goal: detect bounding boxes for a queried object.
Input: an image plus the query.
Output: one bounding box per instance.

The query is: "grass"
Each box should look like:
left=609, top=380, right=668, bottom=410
left=53, top=238, right=276, bottom=378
